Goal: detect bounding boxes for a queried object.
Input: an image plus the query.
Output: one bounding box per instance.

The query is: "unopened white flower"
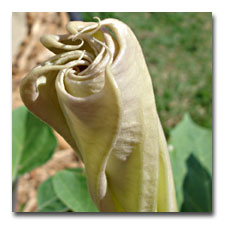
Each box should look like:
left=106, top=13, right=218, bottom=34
left=20, top=18, right=177, bottom=212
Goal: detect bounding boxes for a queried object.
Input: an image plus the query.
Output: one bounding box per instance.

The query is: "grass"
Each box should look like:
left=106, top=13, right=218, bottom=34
left=82, top=12, right=212, bottom=137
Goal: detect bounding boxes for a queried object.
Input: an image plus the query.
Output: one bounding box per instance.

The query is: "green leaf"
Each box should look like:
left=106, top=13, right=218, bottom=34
left=52, top=169, right=99, bottom=212
left=37, top=177, right=69, bottom=212
left=180, top=154, right=212, bottom=212
left=169, top=113, right=212, bottom=212
left=12, top=106, right=57, bottom=181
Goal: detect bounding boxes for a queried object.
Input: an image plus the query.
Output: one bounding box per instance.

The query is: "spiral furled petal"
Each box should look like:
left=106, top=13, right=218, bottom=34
left=20, top=18, right=177, bottom=212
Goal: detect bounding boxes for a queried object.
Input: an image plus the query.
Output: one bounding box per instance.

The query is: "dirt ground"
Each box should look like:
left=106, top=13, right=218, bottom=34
left=12, top=12, right=83, bottom=212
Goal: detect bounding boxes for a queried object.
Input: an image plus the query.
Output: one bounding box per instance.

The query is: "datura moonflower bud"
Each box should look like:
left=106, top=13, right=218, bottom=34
left=20, top=18, right=177, bottom=212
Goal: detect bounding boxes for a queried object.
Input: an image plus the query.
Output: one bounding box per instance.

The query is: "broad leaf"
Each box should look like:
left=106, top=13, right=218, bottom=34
left=181, top=154, right=212, bottom=212
left=12, top=106, right=57, bottom=181
left=169, top=113, right=212, bottom=212
left=37, top=177, right=69, bottom=212
left=52, top=169, right=99, bottom=212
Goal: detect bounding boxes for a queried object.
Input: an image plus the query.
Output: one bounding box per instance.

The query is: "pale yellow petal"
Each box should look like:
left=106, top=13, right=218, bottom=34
left=20, top=18, right=177, bottom=212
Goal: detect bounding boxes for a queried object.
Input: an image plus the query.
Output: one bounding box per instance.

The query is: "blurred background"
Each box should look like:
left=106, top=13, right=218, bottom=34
left=12, top=12, right=212, bottom=212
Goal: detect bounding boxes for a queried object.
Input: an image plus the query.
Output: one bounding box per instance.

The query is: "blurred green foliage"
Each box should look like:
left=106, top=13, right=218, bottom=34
left=12, top=106, right=57, bottom=182
left=37, top=176, right=69, bottom=212
left=169, top=113, right=212, bottom=212
left=82, top=12, right=212, bottom=137
left=37, top=168, right=98, bottom=212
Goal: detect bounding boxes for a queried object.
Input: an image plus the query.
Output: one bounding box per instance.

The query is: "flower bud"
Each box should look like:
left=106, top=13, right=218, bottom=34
left=20, top=18, right=177, bottom=212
